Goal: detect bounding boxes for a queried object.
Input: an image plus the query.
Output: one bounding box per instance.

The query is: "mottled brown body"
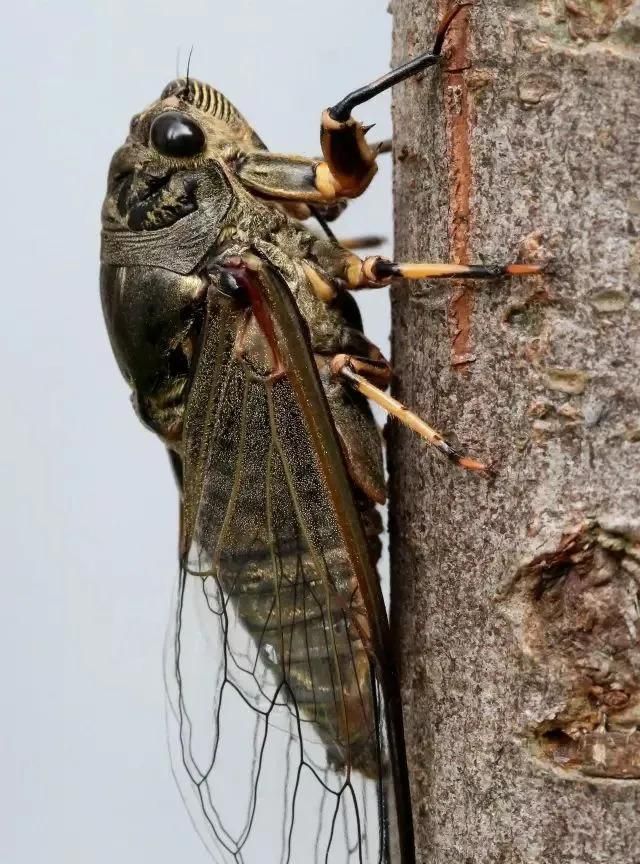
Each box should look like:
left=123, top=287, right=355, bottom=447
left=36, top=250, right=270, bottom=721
left=101, top=79, right=381, bottom=449
left=100, top=77, right=402, bottom=864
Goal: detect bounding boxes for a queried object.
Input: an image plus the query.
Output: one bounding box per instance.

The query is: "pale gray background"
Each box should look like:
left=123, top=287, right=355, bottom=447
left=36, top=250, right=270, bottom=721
left=0, top=2, right=395, bottom=862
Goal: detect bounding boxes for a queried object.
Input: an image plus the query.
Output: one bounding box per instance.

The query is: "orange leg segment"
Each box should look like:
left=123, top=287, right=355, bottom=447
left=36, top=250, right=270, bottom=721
left=343, top=255, right=544, bottom=289
left=332, top=354, right=491, bottom=475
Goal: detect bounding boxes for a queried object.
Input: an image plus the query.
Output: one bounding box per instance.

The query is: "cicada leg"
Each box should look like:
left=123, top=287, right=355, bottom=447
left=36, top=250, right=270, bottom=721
left=319, top=3, right=470, bottom=198
left=331, top=353, right=491, bottom=475
left=305, top=248, right=537, bottom=304
left=342, top=255, right=544, bottom=288
left=370, top=139, right=392, bottom=156
left=233, top=5, right=467, bottom=205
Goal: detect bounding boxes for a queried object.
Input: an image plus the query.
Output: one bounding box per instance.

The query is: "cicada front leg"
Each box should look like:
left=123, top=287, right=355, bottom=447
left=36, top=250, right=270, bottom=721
left=330, top=352, right=491, bottom=475
left=319, top=3, right=469, bottom=198
left=234, top=5, right=468, bottom=205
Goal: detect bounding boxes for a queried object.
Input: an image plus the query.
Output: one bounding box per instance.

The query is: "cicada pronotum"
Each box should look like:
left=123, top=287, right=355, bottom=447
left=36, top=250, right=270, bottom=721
left=100, top=6, right=541, bottom=862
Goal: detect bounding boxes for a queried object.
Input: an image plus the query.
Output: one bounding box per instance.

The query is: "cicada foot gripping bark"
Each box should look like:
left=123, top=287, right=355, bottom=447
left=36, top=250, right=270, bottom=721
left=100, top=4, right=543, bottom=862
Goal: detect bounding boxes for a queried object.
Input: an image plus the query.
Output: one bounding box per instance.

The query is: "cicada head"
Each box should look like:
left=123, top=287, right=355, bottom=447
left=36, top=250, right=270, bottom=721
left=101, top=77, right=263, bottom=234
left=100, top=78, right=267, bottom=445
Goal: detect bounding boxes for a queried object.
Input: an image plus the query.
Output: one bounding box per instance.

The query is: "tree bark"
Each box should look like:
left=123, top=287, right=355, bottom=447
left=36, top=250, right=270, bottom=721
left=389, top=2, right=640, bottom=862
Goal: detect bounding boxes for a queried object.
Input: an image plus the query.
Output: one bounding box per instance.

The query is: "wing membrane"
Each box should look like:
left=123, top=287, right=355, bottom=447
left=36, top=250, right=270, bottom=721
left=166, top=256, right=412, bottom=863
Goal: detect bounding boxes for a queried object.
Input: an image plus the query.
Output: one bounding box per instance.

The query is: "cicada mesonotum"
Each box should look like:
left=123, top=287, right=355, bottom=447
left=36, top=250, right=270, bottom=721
left=100, top=6, right=541, bottom=862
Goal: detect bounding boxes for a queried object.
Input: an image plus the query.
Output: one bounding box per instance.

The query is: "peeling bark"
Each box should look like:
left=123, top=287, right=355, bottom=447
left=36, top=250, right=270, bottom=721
left=389, top=1, right=640, bottom=862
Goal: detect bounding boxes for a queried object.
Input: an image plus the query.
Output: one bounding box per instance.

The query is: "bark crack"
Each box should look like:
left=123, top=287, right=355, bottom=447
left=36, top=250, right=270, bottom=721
left=441, top=2, right=474, bottom=368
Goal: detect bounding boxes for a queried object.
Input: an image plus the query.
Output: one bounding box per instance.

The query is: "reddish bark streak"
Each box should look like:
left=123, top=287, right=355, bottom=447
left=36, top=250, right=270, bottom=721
left=441, top=5, right=473, bottom=368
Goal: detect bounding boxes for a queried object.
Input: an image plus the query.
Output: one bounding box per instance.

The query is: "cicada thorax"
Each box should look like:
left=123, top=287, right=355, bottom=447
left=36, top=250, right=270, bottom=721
left=100, top=263, right=208, bottom=444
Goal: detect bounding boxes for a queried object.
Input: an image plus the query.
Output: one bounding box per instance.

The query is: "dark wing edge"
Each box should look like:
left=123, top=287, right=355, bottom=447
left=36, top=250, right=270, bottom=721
left=164, top=248, right=414, bottom=864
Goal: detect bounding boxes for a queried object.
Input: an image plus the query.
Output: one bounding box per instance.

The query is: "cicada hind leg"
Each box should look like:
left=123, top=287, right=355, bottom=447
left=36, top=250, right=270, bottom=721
left=330, top=353, right=492, bottom=476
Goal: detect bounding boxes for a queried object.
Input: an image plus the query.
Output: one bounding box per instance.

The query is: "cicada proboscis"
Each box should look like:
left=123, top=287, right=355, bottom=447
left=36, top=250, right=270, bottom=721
left=100, top=5, right=542, bottom=862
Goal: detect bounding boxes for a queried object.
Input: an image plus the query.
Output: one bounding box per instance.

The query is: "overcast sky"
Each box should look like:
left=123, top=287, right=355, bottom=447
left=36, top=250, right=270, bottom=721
left=0, top=2, right=395, bottom=862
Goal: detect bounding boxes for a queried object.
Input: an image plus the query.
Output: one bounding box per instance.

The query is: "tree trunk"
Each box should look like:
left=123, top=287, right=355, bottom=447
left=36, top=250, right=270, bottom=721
left=389, top=2, right=640, bottom=862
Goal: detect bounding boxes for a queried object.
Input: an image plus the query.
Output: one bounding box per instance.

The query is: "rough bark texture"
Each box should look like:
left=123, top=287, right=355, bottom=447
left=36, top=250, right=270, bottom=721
left=389, top=2, right=640, bottom=862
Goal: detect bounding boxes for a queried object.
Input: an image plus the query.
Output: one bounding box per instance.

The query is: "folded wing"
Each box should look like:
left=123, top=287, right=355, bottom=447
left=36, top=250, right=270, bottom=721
left=165, top=253, right=412, bottom=864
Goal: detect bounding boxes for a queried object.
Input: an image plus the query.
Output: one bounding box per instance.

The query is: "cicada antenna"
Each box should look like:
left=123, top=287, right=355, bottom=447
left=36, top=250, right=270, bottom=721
left=185, top=45, right=194, bottom=89
left=176, top=45, right=195, bottom=102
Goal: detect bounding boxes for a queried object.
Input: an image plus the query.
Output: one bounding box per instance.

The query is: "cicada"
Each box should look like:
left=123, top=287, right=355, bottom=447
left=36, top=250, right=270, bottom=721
left=100, top=6, right=541, bottom=862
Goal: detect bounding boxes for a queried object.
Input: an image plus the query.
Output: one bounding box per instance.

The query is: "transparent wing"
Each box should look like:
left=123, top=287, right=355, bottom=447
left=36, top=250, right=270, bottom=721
left=165, top=262, right=410, bottom=864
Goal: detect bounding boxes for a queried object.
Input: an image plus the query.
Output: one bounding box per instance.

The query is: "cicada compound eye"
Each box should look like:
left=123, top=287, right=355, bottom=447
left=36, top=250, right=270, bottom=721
left=149, top=111, right=205, bottom=158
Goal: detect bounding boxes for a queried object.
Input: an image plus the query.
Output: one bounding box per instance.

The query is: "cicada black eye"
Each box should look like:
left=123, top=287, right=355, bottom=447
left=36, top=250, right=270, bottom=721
left=149, top=111, right=205, bottom=158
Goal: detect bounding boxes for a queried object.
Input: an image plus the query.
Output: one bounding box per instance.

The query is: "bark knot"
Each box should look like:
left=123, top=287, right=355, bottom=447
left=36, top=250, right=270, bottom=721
left=500, top=519, right=640, bottom=780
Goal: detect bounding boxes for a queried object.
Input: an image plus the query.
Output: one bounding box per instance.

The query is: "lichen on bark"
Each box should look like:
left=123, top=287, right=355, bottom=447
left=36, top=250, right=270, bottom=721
left=388, top=1, right=640, bottom=861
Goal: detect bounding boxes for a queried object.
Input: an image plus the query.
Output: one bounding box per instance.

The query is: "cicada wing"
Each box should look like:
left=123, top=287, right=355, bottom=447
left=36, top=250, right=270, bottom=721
left=165, top=567, right=390, bottom=864
left=165, top=260, right=412, bottom=864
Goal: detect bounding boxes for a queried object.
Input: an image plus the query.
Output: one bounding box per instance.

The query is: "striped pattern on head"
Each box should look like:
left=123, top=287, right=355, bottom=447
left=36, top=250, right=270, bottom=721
left=160, top=78, right=267, bottom=149
left=161, top=77, right=239, bottom=123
